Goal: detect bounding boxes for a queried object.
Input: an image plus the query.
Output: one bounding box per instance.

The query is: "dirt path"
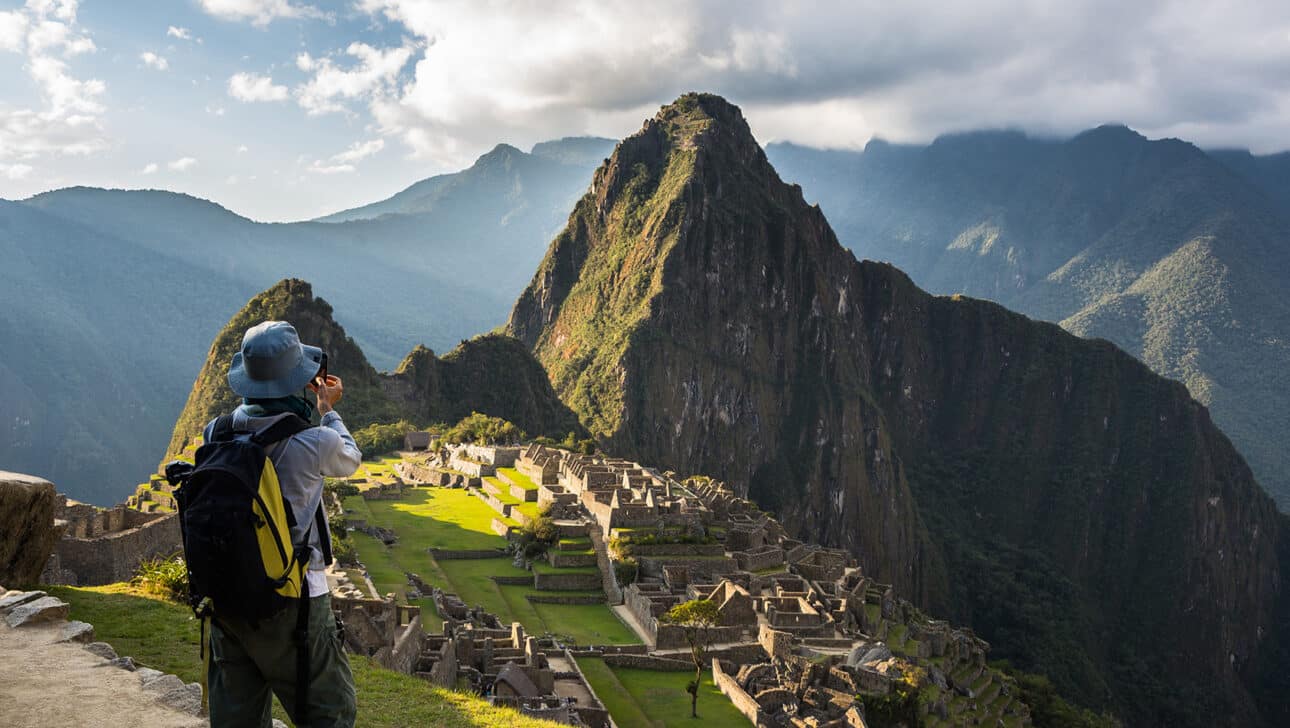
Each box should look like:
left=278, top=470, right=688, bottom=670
left=0, top=620, right=207, bottom=728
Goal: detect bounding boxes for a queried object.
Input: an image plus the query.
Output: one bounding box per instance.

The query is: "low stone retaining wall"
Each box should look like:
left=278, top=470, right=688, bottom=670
left=430, top=548, right=507, bottom=560
left=526, top=593, right=605, bottom=605
left=655, top=623, right=748, bottom=650
left=547, top=551, right=598, bottom=568
left=625, top=543, right=726, bottom=557
left=566, top=644, right=651, bottom=656
left=638, top=555, right=737, bottom=579
left=491, top=575, right=533, bottom=586
left=603, top=654, right=693, bottom=671
left=706, top=643, right=771, bottom=666
left=733, top=546, right=786, bottom=572
left=510, top=484, right=538, bottom=502
left=587, top=527, right=623, bottom=605
left=534, top=571, right=602, bottom=591
left=490, top=518, right=516, bottom=538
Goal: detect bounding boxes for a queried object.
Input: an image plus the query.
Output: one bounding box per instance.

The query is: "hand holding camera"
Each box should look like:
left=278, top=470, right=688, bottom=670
left=308, top=353, right=344, bottom=414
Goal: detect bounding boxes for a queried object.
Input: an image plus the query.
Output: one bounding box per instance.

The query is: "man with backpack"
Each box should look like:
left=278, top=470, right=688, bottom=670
left=186, top=320, right=361, bottom=727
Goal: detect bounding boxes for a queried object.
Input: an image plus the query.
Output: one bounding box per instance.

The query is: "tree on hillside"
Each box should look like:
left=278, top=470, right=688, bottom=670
left=664, top=598, right=721, bottom=718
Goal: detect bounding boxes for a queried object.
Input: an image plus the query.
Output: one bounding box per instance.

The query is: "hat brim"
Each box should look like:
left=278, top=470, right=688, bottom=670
left=227, top=343, right=323, bottom=399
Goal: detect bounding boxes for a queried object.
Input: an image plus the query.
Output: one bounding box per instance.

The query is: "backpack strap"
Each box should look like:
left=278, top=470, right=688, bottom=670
left=250, top=414, right=312, bottom=448
left=207, top=414, right=240, bottom=443
left=315, top=506, right=333, bottom=566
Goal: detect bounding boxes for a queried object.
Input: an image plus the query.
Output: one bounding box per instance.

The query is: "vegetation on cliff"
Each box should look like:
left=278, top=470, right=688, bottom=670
left=508, top=93, right=1288, bottom=726
left=168, top=281, right=582, bottom=460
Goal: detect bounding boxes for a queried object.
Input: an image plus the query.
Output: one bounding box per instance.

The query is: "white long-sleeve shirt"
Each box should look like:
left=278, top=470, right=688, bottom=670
left=203, top=408, right=362, bottom=596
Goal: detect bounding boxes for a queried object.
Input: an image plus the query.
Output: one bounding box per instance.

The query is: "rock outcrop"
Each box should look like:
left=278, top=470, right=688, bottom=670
left=168, top=279, right=583, bottom=458
left=0, top=472, right=61, bottom=587
left=508, top=93, right=1289, bottom=726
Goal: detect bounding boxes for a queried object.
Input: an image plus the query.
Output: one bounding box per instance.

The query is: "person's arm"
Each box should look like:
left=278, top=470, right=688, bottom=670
left=313, top=375, right=362, bottom=477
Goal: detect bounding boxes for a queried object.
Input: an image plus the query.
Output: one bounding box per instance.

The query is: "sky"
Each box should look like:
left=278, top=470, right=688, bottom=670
left=2, top=0, right=1289, bottom=222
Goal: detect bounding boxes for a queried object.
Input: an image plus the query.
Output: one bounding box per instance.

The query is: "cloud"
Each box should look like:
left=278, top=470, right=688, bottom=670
left=355, top=0, right=1290, bottom=161
left=140, top=51, right=168, bottom=70
left=168, top=156, right=197, bottom=171
left=236, top=144, right=248, bottom=153
left=295, top=42, right=414, bottom=115
left=228, top=71, right=288, bottom=102
left=306, top=137, right=385, bottom=174
left=197, top=0, right=330, bottom=27
left=331, top=138, right=384, bottom=163
left=140, top=162, right=158, bottom=174
left=0, top=162, right=33, bottom=179
left=0, top=0, right=108, bottom=168
left=166, top=25, right=191, bottom=40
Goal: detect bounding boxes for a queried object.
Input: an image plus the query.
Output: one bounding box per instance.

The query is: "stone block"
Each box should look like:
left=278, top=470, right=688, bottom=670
left=59, top=620, right=96, bottom=643
left=85, top=642, right=118, bottom=660
left=0, top=472, right=60, bottom=587
left=5, top=595, right=69, bottom=627
left=0, top=590, right=45, bottom=613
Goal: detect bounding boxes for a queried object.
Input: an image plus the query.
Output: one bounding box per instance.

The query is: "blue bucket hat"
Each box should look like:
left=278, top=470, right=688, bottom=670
left=227, top=321, right=323, bottom=399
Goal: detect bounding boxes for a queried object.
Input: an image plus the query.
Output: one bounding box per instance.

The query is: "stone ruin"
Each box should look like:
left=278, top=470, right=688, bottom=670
left=42, top=497, right=182, bottom=587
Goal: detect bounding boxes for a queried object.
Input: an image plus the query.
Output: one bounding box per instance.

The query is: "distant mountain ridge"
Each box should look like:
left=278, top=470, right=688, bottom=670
left=766, top=128, right=1290, bottom=510
left=3, top=138, right=610, bottom=505
left=508, top=93, right=1289, bottom=727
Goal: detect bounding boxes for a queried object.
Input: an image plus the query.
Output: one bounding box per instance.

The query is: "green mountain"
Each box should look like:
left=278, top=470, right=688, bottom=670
left=3, top=139, right=607, bottom=504
left=168, top=278, right=580, bottom=457
left=765, top=131, right=1290, bottom=512
left=509, top=93, right=1290, bottom=727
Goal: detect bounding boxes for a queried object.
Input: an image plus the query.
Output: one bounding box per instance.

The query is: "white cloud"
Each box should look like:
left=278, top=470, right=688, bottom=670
left=306, top=161, right=354, bottom=174
left=295, top=42, right=414, bottom=115
left=0, top=10, right=29, bottom=52
left=166, top=25, right=191, bottom=40
left=355, top=0, right=1290, bottom=162
left=168, top=156, right=197, bottom=171
left=205, top=104, right=226, bottom=116
left=228, top=71, right=288, bottom=102
left=0, top=0, right=108, bottom=169
left=236, top=144, right=248, bottom=153
left=330, top=138, right=384, bottom=163
left=140, top=51, right=168, bottom=70
left=306, top=137, right=385, bottom=174
left=140, top=162, right=158, bottom=174
left=0, top=162, right=33, bottom=179
left=198, top=0, right=330, bottom=27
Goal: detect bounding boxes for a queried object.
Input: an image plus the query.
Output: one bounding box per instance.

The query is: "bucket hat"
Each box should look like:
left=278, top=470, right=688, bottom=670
left=227, top=321, right=323, bottom=399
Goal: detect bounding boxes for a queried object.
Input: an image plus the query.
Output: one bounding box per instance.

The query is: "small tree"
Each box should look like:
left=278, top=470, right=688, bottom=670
left=664, top=598, right=721, bottom=718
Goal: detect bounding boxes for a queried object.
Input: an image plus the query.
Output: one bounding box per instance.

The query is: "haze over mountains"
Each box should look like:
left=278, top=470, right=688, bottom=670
left=766, top=131, right=1290, bottom=510
left=1, top=137, right=611, bottom=505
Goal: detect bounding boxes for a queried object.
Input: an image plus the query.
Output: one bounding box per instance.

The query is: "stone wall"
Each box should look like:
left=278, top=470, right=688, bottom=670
left=587, top=527, right=623, bottom=605
left=51, top=513, right=181, bottom=585
left=654, top=623, right=748, bottom=650
left=733, top=546, right=786, bottom=572
left=603, top=654, right=693, bottom=671
left=713, top=658, right=770, bottom=726
left=533, top=571, right=602, bottom=591
left=638, top=555, right=736, bottom=580
left=430, top=548, right=507, bottom=560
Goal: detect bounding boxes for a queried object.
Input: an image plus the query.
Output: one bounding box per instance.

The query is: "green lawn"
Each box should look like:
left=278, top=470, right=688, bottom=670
left=47, top=584, right=564, bottom=728
left=344, top=488, right=638, bottom=646
left=576, top=657, right=749, bottom=727
left=497, top=467, right=538, bottom=490
left=483, top=478, right=541, bottom=519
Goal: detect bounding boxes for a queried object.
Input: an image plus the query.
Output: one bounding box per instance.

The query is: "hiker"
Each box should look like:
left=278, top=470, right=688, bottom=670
left=202, top=321, right=361, bottom=727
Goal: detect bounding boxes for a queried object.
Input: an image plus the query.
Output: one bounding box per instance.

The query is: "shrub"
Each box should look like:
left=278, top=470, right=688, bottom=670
left=353, top=420, right=420, bottom=458
left=442, top=412, right=524, bottom=446
left=132, top=555, right=189, bottom=603
left=614, top=558, right=638, bottom=586
left=514, top=506, right=559, bottom=560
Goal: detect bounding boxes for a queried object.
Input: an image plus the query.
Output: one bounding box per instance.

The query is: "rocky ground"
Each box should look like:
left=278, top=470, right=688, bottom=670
left=0, top=587, right=207, bottom=728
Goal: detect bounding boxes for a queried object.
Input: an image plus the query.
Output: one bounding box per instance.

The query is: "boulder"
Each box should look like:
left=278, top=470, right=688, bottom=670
left=0, top=590, right=45, bottom=613
left=136, top=667, right=166, bottom=684
left=58, top=620, right=96, bottom=643
left=142, top=673, right=187, bottom=694
left=4, top=595, right=69, bottom=627
left=104, top=656, right=137, bottom=671
left=156, top=682, right=204, bottom=716
left=85, top=642, right=119, bottom=660
left=0, top=472, right=61, bottom=587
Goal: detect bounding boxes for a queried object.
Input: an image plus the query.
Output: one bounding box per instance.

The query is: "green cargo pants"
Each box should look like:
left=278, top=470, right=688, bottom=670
left=208, top=594, right=357, bottom=728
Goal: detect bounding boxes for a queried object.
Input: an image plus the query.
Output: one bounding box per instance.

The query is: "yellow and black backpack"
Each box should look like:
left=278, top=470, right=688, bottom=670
left=168, top=414, right=330, bottom=622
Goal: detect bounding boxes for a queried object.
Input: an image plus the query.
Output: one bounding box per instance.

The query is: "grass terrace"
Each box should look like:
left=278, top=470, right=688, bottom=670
left=46, top=584, right=565, bottom=728
left=497, top=467, right=539, bottom=491
left=575, top=657, right=748, bottom=727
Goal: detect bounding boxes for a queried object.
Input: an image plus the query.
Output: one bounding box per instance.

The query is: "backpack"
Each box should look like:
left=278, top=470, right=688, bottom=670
left=169, top=414, right=331, bottom=622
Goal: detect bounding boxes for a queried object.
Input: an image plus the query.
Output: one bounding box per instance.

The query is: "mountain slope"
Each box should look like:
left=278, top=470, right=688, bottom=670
left=766, top=131, right=1290, bottom=511
left=5, top=138, right=605, bottom=504
left=509, top=94, right=1288, bottom=727
left=168, top=279, right=580, bottom=457
left=0, top=199, right=256, bottom=505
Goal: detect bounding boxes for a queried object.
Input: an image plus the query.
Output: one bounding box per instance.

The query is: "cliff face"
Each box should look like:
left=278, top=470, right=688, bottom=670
left=509, top=94, right=1287, bottom=726
left=169, top=280, right=579, bottom=456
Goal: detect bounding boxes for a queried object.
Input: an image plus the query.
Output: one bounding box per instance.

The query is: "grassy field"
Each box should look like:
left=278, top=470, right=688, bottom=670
left=46, top=584, right=564, bottom=728
left=575, top=657, right=750, bottom=727
left=497, top=467, right=538, bottom=490
left=343, top=486, right=638, bottom=645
